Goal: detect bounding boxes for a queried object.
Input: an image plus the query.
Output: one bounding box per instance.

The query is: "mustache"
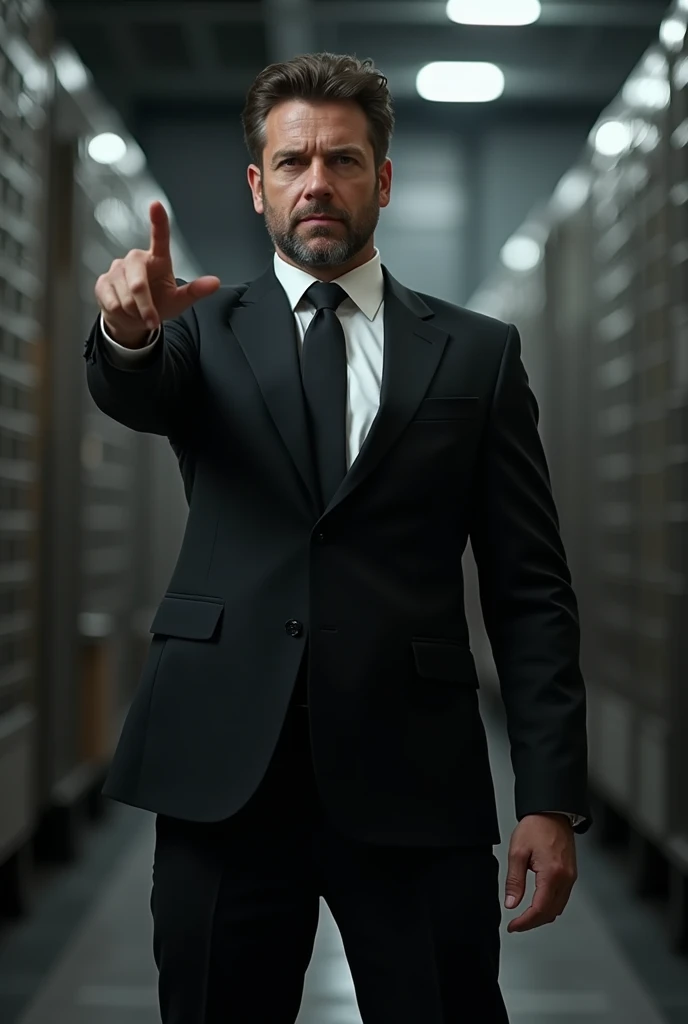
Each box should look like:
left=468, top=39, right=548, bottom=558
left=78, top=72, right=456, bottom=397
left=294, top=205, right=349, bottom=225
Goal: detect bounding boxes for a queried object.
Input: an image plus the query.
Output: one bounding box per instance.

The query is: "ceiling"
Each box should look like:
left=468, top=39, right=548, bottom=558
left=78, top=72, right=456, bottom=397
left=49, top=0, right=673, bottom=124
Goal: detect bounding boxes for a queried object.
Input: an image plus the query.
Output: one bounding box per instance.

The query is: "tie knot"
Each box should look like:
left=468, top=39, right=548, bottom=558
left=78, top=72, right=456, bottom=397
left=305, top=281, right=347, bottom=312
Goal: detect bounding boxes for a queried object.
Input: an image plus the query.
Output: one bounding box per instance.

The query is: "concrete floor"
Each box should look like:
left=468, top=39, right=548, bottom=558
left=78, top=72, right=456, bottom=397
left=5, top=703, right=688, bottom=1024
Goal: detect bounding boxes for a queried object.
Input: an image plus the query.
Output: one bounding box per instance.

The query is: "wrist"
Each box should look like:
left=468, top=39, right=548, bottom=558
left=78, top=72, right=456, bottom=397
left=540, top=812, right=575, bottom=828
left=523, top=812, right=575, bottom=828
left=101, top=316, right=151, bottom=348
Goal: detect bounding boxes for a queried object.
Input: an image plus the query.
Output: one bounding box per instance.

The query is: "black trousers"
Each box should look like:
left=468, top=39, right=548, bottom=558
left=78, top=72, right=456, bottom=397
left=151, top=705, right=510, bottom=1023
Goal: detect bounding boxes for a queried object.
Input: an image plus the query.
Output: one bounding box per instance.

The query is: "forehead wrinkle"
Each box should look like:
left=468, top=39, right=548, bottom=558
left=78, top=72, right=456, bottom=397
left=270, top=101, right=366, bottom=137
left=263, top=101, right=374, bottom=167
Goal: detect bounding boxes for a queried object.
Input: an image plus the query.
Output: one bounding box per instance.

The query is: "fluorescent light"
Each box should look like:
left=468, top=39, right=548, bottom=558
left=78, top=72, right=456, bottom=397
left=636, top=123, right=660, bottom=154
left=88, top=132, right=127, bottom=165
left=660, top=16, right=687, bottom=52
left=54, top=50, right=90, bottom=93
left=622, top=76, right=670, bottom=112
left=591, top=120, right=632, bottom=158
left=500, top=235, right=542, bottom=272
left=416, top=62, right=504, bottom=103
left=552, top=169, right=591, bottom=215
left=95, top=198, right=135, bottom=236
left=644, top=52, right=668, bottom=76
left=4, top=37, right=48, bottom=96
left=113, top=140, right=147, bottom=177
left=447, top=0, right=541, bottom=26
left=674, top=57, right=688, bottom=91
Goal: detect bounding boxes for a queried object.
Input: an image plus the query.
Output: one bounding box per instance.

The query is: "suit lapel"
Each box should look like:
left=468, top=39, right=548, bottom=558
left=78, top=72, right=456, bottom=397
left=229, top=265, right=321, bottom=516
left=324, top=268, right=449, bottom=515
left=228, top=263, right=449, bottom=521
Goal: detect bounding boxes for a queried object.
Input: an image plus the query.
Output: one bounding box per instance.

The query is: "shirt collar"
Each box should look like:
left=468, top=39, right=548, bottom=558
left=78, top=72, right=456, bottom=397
left=272, top=249, right=384, bottom=322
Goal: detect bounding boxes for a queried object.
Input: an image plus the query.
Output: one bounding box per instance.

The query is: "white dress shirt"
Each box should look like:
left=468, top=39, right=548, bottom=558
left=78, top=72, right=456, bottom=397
left=99, top=251, right=582, bottom=830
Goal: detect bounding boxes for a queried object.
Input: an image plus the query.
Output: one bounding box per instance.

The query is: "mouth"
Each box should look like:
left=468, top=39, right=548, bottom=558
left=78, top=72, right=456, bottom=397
left=299, top=216, right=342, bottom=225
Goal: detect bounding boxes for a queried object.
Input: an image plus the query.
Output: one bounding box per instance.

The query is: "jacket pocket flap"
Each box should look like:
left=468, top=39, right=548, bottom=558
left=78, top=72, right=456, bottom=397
left=150, top=594, right=224, bottom=640
left=415, top=397, right=480, bottom=421
left=411, top=638, right=479, bottom=686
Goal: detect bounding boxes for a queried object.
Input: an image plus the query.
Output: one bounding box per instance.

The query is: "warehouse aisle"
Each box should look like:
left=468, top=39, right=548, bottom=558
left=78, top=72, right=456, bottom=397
left=5, top=703, right=687, bottom=1024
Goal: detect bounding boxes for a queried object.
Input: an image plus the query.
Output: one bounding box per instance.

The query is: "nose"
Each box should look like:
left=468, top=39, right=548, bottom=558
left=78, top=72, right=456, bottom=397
left=304, top=159, right=333, bottom=201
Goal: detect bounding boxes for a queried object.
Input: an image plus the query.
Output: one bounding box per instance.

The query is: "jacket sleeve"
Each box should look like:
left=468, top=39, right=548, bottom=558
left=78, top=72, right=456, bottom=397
left=469, top=322, right=591, bottom=833
left=83, top=297, right=200, bottom=438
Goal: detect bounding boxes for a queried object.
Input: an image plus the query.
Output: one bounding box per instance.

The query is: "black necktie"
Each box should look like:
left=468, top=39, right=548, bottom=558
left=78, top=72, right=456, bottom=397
left=301, top=281, right=348, bottom=511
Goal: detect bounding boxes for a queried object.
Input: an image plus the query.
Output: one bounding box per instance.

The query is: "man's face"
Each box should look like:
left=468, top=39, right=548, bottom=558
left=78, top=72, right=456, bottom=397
left=248, top=99, right=392, bottom=275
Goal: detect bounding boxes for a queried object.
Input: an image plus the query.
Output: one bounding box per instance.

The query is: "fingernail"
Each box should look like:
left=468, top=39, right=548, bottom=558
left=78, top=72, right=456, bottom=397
left=505, top=896, right=517, bottom=909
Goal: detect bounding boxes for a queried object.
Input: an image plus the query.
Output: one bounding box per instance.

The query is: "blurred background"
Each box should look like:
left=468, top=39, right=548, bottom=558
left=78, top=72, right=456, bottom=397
left=0, top=0, right=687, bottom=1021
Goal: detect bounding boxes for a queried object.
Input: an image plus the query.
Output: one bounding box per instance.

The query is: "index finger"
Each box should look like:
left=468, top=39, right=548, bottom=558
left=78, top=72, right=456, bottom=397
left=149, top=201, right=171, bottom=260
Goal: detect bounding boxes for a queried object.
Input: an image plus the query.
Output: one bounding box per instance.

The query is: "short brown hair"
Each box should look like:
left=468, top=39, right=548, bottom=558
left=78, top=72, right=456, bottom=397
left=242, top=52, right=394, bottom=168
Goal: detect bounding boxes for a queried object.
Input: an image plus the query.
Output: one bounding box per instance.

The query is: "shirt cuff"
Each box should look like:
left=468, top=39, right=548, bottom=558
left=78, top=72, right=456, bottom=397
left=99, top=313, right=161, bottom=362
left=550, top=812, right=585, bottom=827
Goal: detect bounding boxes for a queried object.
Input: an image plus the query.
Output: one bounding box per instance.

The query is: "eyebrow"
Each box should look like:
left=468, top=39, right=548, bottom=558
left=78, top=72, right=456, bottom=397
left=270, top=145, right=367, bottom=168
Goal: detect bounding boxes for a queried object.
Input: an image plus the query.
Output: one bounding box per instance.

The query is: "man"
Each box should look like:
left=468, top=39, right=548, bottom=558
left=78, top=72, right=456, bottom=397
left=85, top=52, right=590, bottom=1024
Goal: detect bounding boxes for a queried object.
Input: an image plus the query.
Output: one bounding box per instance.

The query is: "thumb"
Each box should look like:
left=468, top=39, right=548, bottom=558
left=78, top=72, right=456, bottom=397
left=174, top=275, right=221, bottom=308
left=505, top=845, right=529, bottom=909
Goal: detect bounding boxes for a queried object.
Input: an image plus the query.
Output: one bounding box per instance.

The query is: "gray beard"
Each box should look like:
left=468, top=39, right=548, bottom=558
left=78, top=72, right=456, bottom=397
left=263, top=193, right=380, bottom=270
left=267, top=220, right=371, bottom=268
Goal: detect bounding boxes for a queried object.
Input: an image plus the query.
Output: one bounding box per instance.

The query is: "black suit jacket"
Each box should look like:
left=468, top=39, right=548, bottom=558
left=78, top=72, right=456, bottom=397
left=84, top=264, right=591, bottom=845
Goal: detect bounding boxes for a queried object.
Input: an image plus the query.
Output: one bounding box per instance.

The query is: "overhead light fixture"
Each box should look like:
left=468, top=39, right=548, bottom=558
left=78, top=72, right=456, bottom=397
left=4, top=37, right=49, bottom=97
left=643, top=52, right=669, bottom=76
left=674, top=57, right=688, bottom=91
left=551, top=169, right=591, bottom=215
left=500, top=235, right=542, bottom=272
left=416, top=62, right=505, bottom=103
left=94, top=197, right=135, bottom=238
left=622, top=76, right=670, bottom=112
left=660, top=16, right=687, bottom=53
left=447, top=0, right=541, bottom=26
left=54, top=49, right=90, bottom=93
left=636, top=123, right=661, bottom=154
left=88, top=132, right=127, bottom=165
left=591, top=120, right=632, bottom=158
left=113, top=140, right=147, bottom=177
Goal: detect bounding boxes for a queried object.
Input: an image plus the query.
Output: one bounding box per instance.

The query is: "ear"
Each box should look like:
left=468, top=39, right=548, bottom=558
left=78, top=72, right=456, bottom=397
left=247, top=164, right=264, bottom=214
left=378, top=158, right=392, bottom=209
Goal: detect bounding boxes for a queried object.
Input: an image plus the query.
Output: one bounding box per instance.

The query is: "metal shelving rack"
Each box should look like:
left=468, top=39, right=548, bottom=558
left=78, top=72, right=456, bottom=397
left=0, top=0, right=49, bottom=913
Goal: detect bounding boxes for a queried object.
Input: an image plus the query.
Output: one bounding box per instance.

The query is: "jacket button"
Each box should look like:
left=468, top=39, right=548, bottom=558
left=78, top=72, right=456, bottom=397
left=316, top=532, right=325, bottom=543
left=284, top=619, right=303, bottom=637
